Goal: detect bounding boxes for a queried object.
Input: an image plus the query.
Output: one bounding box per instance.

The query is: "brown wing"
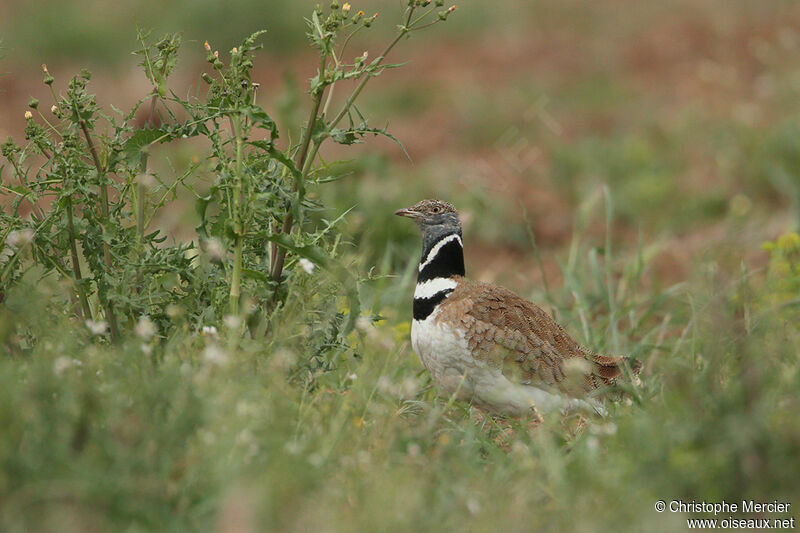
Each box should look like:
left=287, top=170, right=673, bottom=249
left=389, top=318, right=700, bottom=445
left=434, top=277, right=640, bottom=394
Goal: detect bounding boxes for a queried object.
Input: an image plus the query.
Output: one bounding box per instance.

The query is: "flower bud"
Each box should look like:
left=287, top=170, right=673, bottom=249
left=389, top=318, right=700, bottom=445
left=28, top=97, right=39, bottom=109
left=204, top=40, right=211, bottom=51
left=330, top=1, right=338, bottom=9
left=42, top=65, right=54, bottom=86
left=1, top=137, right=18, bottom=159
left=439, top=7, right=455, bottom=20
left=24, top=111, right=33, bottom=120
left=201, top=72, right=213, bottom=84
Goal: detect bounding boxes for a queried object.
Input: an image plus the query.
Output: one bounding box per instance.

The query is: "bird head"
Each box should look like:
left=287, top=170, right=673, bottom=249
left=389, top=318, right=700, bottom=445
left=395, top=199, right=462, bottom=249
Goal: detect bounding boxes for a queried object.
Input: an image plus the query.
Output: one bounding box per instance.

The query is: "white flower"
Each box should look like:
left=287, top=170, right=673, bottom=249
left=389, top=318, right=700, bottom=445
left=53, top=356, right=72, bottom=376
left=298, top=258, right=315, bottom=274
left=166, top=304, right=183, bottom=319
left=203, top=343, right=228, bottom=365
left=203, top=238, right=226, bottom=262
left=223, top=314, right=241, bottom=330
left=135, top=315, right=156, bottom=340
left=347, top=373, right=358, bottom=381
left=85, top=320, right=108, bottom=336
left=376, top=375, right=393, bottom=395
left=201, top=325, right=218, bottom=337
left=134, top=173, right=157, bottom=189
left=54, top=357, right=82, bottom=376
left=6, top=229, right=34, bottom=249
left=355, top=316, right=371, bottom=331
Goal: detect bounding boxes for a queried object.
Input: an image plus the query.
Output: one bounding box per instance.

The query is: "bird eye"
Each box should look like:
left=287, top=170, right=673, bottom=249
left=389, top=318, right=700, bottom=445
left=431, top=206, right=441, bottom=213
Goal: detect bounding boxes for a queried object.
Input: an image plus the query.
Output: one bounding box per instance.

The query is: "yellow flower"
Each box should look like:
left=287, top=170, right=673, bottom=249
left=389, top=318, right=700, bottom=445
left=777, top=232, right=800, bottom=251
left=342, top=2, right=350, bottom=12
left=24, top=111, right=33, bottom=120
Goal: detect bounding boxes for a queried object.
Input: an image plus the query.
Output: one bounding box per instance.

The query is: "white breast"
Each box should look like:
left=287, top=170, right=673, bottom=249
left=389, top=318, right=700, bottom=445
left=411, top=309, right=476, bottom=397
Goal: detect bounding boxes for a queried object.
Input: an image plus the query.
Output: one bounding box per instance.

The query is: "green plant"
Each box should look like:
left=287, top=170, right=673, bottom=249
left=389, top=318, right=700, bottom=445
left=759, top=231, right=800, bottom=322
left=0, top=1, right=456, bottom=344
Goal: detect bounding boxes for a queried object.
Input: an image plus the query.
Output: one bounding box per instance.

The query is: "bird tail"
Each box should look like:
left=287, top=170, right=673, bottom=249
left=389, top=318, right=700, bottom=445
left=590, top=354, right=642, bottom=387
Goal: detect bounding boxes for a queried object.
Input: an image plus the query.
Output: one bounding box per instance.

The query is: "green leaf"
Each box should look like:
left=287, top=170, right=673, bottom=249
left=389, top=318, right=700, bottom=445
left=242, top=105, right=277, bottom=138
left=242, top=268, right=270, bottom=282
left=264, top=233, right=328, bottom=268
left=123, top=128, right=167, bottom=164
left=330, top=128, right=359, bottom=145
left=194, top=194, right=213, bottom=238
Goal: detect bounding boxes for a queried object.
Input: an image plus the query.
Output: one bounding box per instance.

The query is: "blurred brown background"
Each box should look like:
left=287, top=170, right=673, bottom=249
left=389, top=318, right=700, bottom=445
left=3, top=0, right=799, bottom=289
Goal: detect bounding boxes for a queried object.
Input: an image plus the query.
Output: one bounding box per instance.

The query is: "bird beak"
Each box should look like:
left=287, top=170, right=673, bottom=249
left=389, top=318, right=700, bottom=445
left=394, top=207, right=420, bottom=219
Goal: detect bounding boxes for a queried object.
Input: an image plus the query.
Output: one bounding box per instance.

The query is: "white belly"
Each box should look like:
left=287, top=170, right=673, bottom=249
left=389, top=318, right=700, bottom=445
left=411, top=311, right=581, bottom=416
